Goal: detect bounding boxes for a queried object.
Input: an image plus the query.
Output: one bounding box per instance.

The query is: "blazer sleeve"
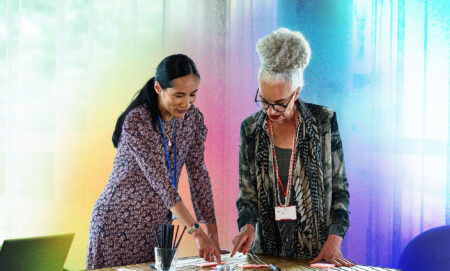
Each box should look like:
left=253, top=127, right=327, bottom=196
left=236, top=121, right=259, bottom=230
left=185, top=108, right=216, bottom=224
left=328, top=112, right=350, bottom=238
left=121, top=109, right=182, bottom=209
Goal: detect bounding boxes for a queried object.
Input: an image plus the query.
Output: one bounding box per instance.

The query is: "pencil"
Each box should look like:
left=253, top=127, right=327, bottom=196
left=153, top=226, right=160, bottom=248
left=172, top=225, right=179, bottom=249
left=175, top=226, right=186, bottom=248
left=161, top=224, right=166, bottom=249
left=169, top=225, right=174, bottom=249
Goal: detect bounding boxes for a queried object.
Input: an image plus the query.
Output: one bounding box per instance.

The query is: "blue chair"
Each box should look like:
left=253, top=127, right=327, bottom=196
left=398, top=225, right=450, bottom=271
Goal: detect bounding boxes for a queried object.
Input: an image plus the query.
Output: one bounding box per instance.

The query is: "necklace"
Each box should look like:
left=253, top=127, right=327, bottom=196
left=268, top=109, right=298, bottom=206
left=163, top=120, right=175, bottom=147
left=157, top=116, right=178, bottom=192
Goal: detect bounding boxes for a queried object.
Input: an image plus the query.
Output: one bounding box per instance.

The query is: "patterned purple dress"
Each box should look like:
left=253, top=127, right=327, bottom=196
left=86, top=105, right=216, bottom=269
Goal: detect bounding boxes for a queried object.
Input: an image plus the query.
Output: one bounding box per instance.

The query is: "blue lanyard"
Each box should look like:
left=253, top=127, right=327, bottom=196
left=158, top=116, right=178, bottom=190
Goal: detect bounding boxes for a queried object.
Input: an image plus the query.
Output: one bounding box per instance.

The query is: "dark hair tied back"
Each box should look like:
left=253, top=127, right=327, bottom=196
left=112, top=54, right=200, bottom=148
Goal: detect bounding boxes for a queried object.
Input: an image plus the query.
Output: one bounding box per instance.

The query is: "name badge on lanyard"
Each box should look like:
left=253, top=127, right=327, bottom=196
left=275, top=205, right=297, bottom=221
left=158, top=116, right=178, bottom=221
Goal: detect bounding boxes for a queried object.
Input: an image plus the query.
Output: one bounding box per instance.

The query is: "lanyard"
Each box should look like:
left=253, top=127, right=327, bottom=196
left=268, top=109, right=297, bottom=206
left=158, top=116, right=178, bottom=190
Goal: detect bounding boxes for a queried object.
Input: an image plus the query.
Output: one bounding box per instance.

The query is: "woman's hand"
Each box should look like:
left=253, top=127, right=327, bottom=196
left=169, top=203, right=224, bottom=261
left=309, top=234, right=355, bottom=267
left=230, top=224, right=255, bottom=257
left=192, top=229, right=222, bottom=263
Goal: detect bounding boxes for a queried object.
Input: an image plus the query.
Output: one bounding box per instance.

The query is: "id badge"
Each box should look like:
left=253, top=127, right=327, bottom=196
left=275, top=205, right=297, bottom=221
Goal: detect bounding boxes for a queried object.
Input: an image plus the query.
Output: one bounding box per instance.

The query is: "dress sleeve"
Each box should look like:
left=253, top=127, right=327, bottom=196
left=236, top=121, right=259, bottom=230
left=328, top=112, right=350, bottom=238
left=184, top=109, right=216, bottom=224
left=121, top=109, right=182, bottom=209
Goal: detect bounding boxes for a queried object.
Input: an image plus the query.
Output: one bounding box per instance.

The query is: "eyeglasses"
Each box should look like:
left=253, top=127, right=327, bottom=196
left=254, top=88, right=297, bottom=113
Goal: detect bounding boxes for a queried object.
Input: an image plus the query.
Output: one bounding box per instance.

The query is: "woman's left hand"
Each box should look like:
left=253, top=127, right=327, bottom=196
left=309, top=234, right=355, bottom=267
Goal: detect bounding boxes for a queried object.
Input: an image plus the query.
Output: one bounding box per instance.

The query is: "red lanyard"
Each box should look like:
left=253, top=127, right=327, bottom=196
left=268, top=110, right=297, bottom=202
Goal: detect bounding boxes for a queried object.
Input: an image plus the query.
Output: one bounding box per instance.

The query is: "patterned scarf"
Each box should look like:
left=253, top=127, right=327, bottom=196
left=254, top=99, right=328, bottom=258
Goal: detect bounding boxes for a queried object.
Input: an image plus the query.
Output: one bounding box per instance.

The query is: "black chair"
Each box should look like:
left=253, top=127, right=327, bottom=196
left=398, top=225, right=450, bottom=271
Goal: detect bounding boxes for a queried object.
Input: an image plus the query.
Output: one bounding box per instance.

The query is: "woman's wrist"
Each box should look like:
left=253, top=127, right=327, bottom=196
left=192, top=227, right=205, bottom=239
left=328, top=234, right=343, bottom=244
left=206, top=224, right=218, bottom=238
left=241, top=224, right=255, bottom=233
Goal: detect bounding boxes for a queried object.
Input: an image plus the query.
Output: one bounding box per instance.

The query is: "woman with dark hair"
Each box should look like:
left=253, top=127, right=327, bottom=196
left=87, top=54, right=224, bottom=269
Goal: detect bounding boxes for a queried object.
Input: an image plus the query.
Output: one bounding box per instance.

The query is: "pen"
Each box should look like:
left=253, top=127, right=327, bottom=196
left=269, top=263, right=281, bottom=271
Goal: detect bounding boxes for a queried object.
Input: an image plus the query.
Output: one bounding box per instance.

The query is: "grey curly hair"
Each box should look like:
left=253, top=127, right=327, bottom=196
left=256, top=28, right=311, bottom=89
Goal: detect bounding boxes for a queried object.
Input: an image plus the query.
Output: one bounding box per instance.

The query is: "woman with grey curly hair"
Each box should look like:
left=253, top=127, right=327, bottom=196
left=231, top=28, right=354, bottom=267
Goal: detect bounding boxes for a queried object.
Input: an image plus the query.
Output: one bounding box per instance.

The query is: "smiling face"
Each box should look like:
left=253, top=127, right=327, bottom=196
left=155, top=73, right=200, bottom=120
left=258, top=79, right=300, bottom=123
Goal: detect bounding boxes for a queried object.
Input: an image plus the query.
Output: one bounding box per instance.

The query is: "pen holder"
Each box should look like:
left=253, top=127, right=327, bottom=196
left=154, top=247, right=177, bottom=271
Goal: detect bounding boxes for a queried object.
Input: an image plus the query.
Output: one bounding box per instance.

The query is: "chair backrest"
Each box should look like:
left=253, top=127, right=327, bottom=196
left=398, top=225, right=450, bottom=271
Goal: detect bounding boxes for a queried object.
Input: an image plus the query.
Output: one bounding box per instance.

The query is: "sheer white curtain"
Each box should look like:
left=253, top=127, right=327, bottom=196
left=0, top=1, right=166, bottom=269
left=346, top=0, right=449, bottom=267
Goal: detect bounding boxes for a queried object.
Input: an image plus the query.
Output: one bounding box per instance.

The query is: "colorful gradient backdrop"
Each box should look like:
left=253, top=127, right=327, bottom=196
left=0, top=1, right=448, bottom=270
